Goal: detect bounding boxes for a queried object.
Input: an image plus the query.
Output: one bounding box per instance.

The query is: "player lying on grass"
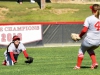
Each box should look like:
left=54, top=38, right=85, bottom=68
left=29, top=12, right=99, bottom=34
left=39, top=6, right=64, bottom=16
left=2, top=35, right=33, bottom=66
left=71, top=4, right=100, bottom=69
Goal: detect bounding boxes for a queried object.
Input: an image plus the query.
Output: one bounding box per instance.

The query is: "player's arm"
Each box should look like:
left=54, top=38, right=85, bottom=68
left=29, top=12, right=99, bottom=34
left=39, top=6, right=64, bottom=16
left=21, top=43, right=29, bottom=59
left=23, top=50, right=29, bottom=59
left=9, top=52, right=17, bottom=63
left=79, top=26, right=88, bottom=38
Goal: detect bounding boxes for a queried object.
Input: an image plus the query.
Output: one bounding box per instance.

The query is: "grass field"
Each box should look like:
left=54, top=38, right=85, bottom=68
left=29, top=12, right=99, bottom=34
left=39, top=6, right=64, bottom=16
left=0, top=1, right=100, bottom=75
left=0, top=46, right=100, bottom=75
left=0, top=1, right=92, bottom=22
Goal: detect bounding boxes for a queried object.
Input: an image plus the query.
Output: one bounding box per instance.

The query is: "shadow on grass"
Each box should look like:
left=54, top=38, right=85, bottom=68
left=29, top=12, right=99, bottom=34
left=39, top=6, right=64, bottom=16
left=69, top=66, right=91, bottom=69
left=81, top=66, right=91, bottom=68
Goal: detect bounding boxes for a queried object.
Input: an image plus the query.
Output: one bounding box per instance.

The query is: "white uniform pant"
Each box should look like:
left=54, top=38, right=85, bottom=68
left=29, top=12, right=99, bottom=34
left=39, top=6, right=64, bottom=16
left=5, top=54, right=14, bottom=66
left=4, top=51, right=19, bottom=66
left=79, top=37, right=100, bottom=55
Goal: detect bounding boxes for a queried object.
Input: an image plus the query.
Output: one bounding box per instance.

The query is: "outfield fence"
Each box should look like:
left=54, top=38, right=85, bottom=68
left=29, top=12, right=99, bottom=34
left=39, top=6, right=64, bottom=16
left=0, top=22, right=85, bottom=48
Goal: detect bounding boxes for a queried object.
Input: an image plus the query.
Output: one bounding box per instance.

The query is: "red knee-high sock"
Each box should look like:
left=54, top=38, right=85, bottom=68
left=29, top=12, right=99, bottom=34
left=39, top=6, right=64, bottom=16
left=90, top=53, right=97, bottom=64
left=76, top=54, right=84, bottom=67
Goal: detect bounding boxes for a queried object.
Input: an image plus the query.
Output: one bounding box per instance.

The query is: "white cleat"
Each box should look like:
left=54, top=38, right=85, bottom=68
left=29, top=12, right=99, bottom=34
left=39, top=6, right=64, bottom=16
left=91, top=63, right=98, bottom=69
left=73, top=66, right=80, bottom=70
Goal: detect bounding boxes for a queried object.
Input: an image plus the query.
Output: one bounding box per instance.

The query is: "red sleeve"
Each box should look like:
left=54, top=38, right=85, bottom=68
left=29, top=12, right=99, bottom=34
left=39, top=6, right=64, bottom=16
left=23, top=50, right=29, bottom=58
left=79, top=26, right=88, bottom=38
left=9, top=52, right=16, bottom=62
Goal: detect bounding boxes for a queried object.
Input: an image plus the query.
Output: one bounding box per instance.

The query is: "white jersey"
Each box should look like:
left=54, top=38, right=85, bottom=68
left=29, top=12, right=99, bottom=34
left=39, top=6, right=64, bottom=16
left=84, top=15, right=100, bottom=39
left=4, top=42, right=26, bottom=55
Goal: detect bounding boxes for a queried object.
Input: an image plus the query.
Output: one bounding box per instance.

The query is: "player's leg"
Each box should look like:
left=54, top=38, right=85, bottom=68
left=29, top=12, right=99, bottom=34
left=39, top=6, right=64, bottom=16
left=5, top=55, right=14, bottom=66
left=17, top=0, right=23, bottom=4
left=74, top=46, right=89, bottom=69
left=19, top=0, right=23, bottom=4
left=87, top=46, right=99, bottom=69
left=74, top=37, right=91, bottom=69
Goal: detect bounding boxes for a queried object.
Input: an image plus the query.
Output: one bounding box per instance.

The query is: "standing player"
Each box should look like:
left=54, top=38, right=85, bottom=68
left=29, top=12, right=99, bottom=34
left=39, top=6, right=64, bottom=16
left=73, top=4, right=100, bottom=69
left=2, top=35, right=33, bottom=66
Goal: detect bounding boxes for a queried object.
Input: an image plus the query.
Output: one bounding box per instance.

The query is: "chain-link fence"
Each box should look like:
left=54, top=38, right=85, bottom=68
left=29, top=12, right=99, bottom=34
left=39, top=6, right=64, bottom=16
left=0, top=22, right=84, bottom=48
left=24, top=23, right=84, bottom=47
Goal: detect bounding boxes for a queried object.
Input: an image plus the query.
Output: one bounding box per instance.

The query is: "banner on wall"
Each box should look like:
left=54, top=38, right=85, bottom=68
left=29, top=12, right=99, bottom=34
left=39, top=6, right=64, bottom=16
left=0, top=24, right=42, bottom=45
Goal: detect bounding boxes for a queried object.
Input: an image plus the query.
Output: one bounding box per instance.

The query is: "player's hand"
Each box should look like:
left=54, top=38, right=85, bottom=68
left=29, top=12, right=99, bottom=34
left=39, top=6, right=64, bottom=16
left=14, top=61, right=17, bottom=64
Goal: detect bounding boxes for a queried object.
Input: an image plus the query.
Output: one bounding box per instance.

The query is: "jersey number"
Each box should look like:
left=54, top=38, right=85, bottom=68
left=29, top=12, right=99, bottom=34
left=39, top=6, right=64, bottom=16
left=95, top=21, right=100, bottom=31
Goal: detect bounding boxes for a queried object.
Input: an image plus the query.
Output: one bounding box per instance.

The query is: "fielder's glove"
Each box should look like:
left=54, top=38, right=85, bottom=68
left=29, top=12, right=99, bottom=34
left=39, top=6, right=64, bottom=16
left=71, top=33, right=81, bottom=42
left=25, top=57, right=33, bottom=64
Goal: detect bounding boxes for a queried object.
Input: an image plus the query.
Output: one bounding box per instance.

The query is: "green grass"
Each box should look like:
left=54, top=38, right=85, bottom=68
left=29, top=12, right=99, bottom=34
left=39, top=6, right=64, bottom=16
left=0, top=1, right=92, bottom=22
left=0, top=46, right=100, bottom=75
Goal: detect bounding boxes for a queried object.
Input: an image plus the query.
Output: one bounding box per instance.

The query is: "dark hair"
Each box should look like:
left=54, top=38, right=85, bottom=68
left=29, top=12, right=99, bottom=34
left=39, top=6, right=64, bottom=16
left=92, top=4, right=99, bottom=10
left=93, top=4, right=99, bottom=7
left=92, top=4, right=99, bottom=12
left=90, top=4, right=99, bottom=13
